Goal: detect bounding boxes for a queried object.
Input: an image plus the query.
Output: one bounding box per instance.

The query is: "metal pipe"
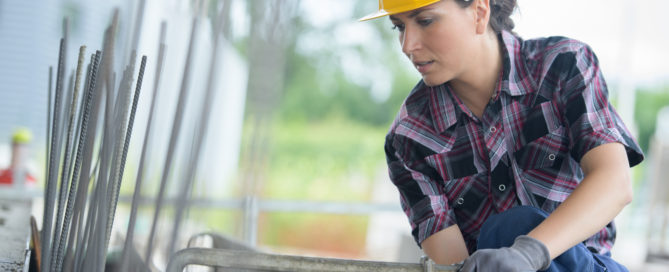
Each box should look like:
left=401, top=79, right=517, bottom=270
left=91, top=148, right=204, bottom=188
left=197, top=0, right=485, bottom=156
left=119, top=21, right=166, bottom=272
left=145, top=15, right=200, bottom=264
left=165, top=248, right=460, bottom=272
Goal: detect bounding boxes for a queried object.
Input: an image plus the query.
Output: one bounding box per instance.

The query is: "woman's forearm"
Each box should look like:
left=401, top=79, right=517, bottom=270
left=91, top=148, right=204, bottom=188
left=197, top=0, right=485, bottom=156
left=527, top=142, right=632, bottom=259
left=422, top=224, right=470, bottom=265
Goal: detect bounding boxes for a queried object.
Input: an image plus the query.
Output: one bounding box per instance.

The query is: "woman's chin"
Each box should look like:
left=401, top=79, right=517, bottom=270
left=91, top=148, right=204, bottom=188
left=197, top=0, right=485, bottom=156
left=422, top=76, right=447, bottom=87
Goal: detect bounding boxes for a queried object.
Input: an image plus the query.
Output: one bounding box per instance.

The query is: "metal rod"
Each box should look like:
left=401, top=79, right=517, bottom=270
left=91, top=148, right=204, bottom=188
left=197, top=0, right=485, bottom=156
left=105, top=54, right=139, bottom=236
left=41, top=37, right=67, bottom=272
left=145, top=15, right=200, bottom=264
left=83, top=11, right=118, bottom=269
left=45, top=66, right=53, bottom=247
left=105, top=55, right=147, bottom=255
left=101, top=60, right=134, bottom=245
left=59, top=71, right=74, bottom=144
left=120, top=21, right=166, bottom=272
left=90, top=61, right=117, bottom=271
left=102, top=9, right=119, bottom=104
left=67, top=53, right=96, bottom=272
left=166, top=3, right=227, bottom=256
left=50, top=46, right=86, bottom=272
left=47, top=66, right=53, bottom=178
left=165, top=248, right=461, bottom=272
left=127, top=0, right=146, bottom=63
left=73, top=50, right=103, bottom=272
left=55, top=46, right=92, bottom=272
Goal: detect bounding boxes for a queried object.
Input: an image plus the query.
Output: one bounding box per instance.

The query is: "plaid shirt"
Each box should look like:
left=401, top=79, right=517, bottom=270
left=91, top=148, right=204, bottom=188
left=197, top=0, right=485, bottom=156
left=385, top=30, right=644, bottom=254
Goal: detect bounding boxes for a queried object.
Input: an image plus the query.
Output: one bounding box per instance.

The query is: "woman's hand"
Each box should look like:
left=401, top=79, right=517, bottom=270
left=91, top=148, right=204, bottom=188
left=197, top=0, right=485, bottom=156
left=460, top=235, right=550, bottom=272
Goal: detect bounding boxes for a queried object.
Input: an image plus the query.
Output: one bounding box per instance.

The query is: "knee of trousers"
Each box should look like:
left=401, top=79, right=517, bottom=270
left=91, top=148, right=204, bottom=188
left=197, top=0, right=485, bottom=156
left=477, top=206, right=549, bottom=249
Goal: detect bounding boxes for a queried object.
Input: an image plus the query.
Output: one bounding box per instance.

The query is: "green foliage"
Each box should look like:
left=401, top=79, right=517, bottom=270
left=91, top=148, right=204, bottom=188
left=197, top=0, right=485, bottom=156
left=262, top=117, right=388, bottom=201
left=634, top=86, right=669, bottom=152
left=237, top=1, right=421, bottom=255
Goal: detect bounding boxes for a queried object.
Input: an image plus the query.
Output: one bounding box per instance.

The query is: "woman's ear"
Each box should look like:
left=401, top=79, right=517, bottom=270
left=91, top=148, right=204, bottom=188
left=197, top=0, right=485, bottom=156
left=474, top=0, right=492, bottom=34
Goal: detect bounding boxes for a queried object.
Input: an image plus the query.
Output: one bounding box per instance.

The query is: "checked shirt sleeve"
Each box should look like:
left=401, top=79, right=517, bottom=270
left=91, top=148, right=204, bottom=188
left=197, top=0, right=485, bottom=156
left=559, top=44, right=644, bottom=166
left=384, top=133, right=457, bottom=247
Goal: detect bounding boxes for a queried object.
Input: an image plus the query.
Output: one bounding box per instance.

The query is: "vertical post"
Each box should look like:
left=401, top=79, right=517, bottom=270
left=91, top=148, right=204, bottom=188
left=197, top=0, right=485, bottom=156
left=242, top=195, right=258, bottom=246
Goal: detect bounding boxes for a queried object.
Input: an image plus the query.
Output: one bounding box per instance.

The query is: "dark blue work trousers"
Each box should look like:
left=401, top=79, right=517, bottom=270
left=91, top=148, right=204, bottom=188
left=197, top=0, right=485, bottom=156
left=477, top=206, right=628, bottom=272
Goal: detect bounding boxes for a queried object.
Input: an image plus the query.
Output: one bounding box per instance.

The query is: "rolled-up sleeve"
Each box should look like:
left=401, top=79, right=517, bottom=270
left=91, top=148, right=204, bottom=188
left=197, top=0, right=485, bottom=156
left=560, top=45, right=644, bottom=166
left=385, top=134, right=457, bottom=247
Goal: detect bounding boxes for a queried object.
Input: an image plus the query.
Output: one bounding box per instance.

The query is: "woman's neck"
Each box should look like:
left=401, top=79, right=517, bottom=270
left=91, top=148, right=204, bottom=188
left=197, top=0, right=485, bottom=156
left=449, top=31, right=503, bottom=118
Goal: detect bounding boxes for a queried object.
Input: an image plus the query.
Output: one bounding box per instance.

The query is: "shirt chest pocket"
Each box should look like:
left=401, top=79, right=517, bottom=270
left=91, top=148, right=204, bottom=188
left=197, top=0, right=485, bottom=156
left=424, top=147, right=480, bottom=182
left=513, top=126, right=569, bottom=171
left=423, top=149, right=487, bottom=226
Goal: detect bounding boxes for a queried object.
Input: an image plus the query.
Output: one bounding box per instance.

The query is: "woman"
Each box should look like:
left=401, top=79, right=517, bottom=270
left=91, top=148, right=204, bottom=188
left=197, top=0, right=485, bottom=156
left=360, top=0, right=644, bottom=271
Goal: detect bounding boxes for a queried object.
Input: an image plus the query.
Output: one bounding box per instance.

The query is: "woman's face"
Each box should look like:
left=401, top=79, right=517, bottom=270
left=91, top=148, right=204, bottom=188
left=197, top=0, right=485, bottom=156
left=389, top=0, right=478, bottom=86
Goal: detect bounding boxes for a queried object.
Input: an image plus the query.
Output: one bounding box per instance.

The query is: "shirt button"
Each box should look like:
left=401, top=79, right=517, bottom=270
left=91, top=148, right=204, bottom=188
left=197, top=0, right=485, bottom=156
left=456, top=197, right=464, bottom=205
left=498, top=184, right=506, bottom=192
left=489, top=127, right=497, bottom=133
left=548, top=154, right=556, bottom=161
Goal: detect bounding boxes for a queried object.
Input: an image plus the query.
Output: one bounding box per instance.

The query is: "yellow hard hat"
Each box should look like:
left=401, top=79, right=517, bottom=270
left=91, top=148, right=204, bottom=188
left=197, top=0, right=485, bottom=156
left=12, top=127, right=33, bottom=144
left=359, top=0, right=442, bottom=21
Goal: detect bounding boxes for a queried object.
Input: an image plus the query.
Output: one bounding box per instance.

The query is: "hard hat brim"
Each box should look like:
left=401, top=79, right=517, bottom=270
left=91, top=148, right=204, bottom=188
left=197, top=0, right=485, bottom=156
left=358, top=0, right=441, bottom=22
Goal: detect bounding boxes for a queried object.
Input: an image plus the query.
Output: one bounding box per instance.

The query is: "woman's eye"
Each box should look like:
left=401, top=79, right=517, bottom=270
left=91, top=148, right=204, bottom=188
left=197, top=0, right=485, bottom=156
left=417, top=18, right=433, bottom=26
left=391, top=24, right=405, bottom=32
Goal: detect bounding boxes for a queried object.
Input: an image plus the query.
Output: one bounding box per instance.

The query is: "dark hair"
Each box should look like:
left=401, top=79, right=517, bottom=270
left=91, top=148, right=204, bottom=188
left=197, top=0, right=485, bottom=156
left=456, top=0, right=517, bottom=34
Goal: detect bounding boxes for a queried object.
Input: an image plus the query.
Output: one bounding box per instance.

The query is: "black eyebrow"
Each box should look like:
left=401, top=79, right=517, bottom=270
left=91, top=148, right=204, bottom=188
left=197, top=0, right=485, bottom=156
left=388, top=7, right=432, bottom=21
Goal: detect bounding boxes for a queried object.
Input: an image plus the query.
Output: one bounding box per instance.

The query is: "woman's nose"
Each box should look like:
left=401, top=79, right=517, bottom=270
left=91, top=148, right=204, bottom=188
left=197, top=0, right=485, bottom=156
left=401, top=26, right=421, bottom=56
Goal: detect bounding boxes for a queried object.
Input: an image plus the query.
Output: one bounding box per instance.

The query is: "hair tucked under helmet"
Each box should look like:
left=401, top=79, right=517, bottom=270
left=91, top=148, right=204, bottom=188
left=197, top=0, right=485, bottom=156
left=456, top=0, right=517, bottom=33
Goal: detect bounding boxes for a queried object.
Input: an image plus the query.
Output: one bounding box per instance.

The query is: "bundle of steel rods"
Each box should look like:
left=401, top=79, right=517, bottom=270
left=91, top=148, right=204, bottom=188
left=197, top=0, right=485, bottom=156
left=40, top=12, right=150, bottom=272
left=38, top=0, right=229, bottom=271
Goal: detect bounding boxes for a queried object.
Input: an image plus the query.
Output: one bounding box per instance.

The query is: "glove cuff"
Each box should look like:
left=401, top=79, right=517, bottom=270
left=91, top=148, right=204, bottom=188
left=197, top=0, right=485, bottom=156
left=512, top=235, right=551, bottom=270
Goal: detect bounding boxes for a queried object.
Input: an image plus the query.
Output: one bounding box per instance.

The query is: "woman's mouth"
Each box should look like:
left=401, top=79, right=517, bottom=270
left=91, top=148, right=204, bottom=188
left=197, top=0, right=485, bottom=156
left=414, top=60, right=434, bottom=74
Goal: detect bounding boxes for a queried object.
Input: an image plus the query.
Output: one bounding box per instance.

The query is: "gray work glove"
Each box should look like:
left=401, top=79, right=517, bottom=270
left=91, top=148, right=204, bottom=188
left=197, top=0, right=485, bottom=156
left=459, top=235, right=551, bottom=272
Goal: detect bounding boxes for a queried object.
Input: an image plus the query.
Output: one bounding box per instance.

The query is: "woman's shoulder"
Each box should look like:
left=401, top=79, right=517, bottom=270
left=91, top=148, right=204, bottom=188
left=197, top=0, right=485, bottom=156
left=521, top=35, right=593, bottom=59
left=517, top=34, right=600, bottom=84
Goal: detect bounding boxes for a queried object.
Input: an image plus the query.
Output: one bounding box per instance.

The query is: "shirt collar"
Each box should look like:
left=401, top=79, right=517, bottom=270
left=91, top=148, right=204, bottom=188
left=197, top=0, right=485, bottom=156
left=428, top=83, right=460, bottom=133
left=427, top=30, right=533, bottom=133
left=499, top=30, right=533, bottom=97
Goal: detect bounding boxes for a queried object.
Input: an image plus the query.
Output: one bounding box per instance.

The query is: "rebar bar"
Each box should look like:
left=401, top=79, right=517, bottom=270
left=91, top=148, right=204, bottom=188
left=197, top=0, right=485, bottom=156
left=41, top=36, right=67, bottom=272
left=119, top=22, right=166, bottom=272
left=145, top=15, right=200, bottom=265
left=106, top=55, right=147, bottom=256
left=166, top=4, right=227, bottom=256
left=65, top=54, right=97, bottom=272
left=50, top=46, right=86, bottom=272
left=102, top=52, right=137, bottom=258
left=54, top=46, right=94, bottom=272
left=72, top=50, right=103, bottom=272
